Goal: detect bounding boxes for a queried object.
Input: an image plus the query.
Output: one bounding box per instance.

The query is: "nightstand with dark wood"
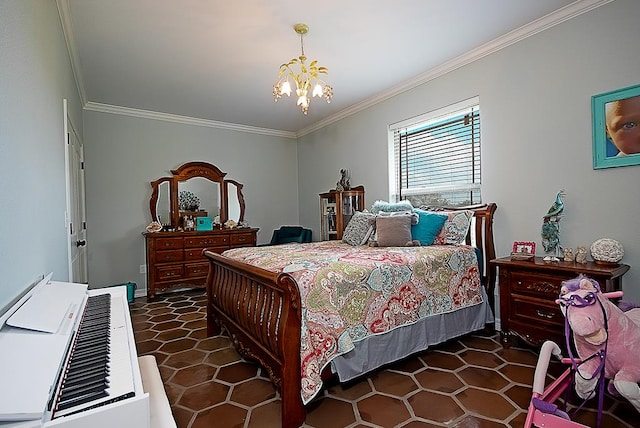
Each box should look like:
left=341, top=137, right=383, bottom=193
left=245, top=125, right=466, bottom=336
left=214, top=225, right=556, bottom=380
left=490, top=257, right=630, bottom=348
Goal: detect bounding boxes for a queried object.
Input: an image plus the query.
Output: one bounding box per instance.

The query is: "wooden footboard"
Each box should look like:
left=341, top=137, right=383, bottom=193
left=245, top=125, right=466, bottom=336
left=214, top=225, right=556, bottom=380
left=204, top=250, right=305, bottom=428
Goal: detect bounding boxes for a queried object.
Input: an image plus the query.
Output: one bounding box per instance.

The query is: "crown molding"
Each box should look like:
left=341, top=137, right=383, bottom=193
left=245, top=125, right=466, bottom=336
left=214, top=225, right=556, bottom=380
left=57, top=0, right=87, bottom=106
left=84, top=102, right=297, bottom=139
left=57, top=0, right=612, bottom=139
left=296, top=0, right=613, bottom=137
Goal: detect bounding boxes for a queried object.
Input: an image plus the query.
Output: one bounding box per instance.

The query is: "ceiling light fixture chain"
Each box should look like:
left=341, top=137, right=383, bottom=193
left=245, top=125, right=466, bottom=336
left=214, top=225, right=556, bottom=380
left=273, top=23, right=333, bottom=115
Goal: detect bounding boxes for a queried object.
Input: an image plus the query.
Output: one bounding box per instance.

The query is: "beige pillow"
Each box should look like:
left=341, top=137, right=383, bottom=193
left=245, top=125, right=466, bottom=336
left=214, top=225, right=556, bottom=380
left=374, top=215, right=413, bottom=247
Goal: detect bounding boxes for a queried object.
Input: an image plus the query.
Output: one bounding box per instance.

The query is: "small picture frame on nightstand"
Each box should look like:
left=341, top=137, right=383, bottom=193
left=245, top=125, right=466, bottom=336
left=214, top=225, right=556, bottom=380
left=511, top=241, right=535, bottom=261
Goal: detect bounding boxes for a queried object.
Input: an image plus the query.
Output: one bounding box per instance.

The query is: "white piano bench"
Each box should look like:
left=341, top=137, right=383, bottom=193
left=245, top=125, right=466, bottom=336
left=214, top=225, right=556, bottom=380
left=138, top=355, right=177, bottom=428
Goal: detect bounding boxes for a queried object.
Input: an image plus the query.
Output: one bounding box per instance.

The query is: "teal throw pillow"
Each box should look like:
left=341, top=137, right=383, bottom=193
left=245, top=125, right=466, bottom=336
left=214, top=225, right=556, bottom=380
left=411, top=209, right=447, bottom=246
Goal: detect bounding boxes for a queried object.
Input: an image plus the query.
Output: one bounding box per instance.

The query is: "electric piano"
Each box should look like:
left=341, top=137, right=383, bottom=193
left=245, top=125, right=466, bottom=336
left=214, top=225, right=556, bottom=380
left=0, top=275, right=151, bottom=428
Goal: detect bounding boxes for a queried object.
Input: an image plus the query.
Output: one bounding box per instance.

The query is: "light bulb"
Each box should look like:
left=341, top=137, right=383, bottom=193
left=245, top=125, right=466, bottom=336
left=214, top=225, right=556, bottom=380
left=312, top=83, right=323, bottom=97
left=281, top=81, right=292, bottom=96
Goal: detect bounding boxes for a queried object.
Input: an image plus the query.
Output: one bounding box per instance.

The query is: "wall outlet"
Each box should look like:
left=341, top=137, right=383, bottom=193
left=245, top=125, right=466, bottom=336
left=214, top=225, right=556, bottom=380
left=139, top=264, right=146, bottom=274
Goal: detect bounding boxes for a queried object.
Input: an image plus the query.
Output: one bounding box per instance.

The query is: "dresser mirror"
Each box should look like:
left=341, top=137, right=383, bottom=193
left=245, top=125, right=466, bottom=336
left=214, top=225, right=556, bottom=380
left=149, top=161, right=247, bottom=229
left=178, top=177, right=220, bottom=219
left=150, top=177, right=172, bottom=226
left=225, top=179, right=246, bottom=224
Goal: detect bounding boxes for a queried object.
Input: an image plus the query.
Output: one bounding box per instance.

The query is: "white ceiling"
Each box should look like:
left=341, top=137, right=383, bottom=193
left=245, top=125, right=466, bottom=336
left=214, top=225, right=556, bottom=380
left=61, top=0, right=603, bottom=136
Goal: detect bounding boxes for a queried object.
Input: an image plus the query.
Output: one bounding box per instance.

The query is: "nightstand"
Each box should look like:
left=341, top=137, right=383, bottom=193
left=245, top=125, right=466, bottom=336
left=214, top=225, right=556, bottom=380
left=490, top=257, right=630, bottom=348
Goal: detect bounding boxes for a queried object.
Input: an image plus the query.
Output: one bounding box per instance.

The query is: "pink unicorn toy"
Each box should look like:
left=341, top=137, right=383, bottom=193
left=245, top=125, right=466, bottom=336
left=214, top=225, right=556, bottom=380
left=558, top=275, right=640, bottom=413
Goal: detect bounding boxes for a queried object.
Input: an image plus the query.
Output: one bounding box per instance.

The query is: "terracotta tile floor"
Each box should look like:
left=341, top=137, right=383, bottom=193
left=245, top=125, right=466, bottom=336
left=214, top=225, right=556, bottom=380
left=131, top=290, right=638, bottom=427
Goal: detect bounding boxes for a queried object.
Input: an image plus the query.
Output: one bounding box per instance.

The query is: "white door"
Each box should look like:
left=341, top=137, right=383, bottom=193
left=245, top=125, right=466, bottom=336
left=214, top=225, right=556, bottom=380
left=64, top=99, right=88, bottom=283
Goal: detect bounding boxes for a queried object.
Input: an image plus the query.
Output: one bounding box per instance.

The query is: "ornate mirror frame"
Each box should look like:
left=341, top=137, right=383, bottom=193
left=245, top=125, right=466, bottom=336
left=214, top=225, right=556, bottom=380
left=149, top=176, right=173, bottom=226
left=170, top=162, right=227, bottom=228
left=225, top=179, right=246, bottom=225
left=149, top=161, right=247, bottom=229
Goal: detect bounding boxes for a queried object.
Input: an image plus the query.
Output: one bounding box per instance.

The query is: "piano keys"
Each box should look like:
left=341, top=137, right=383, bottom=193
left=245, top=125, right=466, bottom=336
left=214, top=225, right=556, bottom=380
left=0, top=276, right=151, bottom=428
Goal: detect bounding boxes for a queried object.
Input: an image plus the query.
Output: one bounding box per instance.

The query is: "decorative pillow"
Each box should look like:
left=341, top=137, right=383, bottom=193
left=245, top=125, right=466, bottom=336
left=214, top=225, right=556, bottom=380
left=371, top=214, right=416, bottom=247
left=433, top=210, right=474, bottom=245
left=411, top=209, right=447, bottom=246
left=378, top=210, right=418, bottom=221
left=371, top=200, right=414, bottom=215
left=342, top=211, right=375, bottom=246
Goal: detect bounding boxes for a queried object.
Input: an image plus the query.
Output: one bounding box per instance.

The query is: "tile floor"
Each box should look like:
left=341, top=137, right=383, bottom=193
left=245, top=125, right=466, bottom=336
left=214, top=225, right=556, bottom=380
left=131, top=290, right=637, bottom=427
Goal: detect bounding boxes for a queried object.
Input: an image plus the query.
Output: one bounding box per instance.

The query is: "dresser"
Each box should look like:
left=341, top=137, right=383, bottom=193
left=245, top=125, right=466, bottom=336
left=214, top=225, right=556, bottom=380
left=491, top=257, right=630, bottom=348
left=145, top=228, right=258, bottom=299
left=146, top=161, right=256, bottom=300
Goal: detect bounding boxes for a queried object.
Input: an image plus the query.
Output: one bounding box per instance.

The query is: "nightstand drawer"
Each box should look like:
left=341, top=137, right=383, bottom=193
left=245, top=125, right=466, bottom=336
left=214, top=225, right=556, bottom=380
left=511, top=272, right=563, bottom=299
left=511, top=294, right=564, bottom=326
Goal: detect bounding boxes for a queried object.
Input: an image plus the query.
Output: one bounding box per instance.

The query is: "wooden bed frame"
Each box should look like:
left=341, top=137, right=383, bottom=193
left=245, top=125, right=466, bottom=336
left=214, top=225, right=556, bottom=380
left=204, top=203, right=497, bottom=427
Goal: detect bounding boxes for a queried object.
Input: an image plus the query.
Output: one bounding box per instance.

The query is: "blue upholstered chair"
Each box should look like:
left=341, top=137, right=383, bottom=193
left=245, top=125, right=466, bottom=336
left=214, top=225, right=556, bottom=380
left=269, top=226, right=312, bottom=245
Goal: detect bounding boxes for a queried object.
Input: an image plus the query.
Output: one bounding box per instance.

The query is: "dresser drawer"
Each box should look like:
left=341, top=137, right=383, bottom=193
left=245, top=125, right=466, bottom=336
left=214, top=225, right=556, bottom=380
left=185, top=235, right=229, bottom=248
left=511, top=294, right=564, bottom=327
left=185, top=262, right=209, bottom=278
left=156, top=265, right=184, bottom=281
left=184, top=248, right=205, bottom=261
left=155, top=237, right=184, bottom=250
left=231, top=233, right=255, bottom=246
left=155, top=249, right=184, bottom=263
left=510, top=271, right=564, bottom=299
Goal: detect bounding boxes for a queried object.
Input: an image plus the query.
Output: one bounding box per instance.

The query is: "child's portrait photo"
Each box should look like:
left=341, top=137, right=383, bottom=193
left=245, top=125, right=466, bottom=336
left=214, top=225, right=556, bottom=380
left=592, top=84, right=640, bottom=169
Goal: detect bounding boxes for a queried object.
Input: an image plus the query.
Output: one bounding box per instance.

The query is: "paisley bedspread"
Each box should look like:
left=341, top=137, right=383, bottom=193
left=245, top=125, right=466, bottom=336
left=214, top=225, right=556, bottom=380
left=222, top=241, right=484, bottom=404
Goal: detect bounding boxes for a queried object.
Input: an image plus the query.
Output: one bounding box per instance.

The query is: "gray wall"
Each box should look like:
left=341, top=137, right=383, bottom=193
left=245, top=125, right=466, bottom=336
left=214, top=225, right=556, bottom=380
left=83, top=111, right=299, bottom=291
left=297, top=0, right=640, bottom=306
left=2, top=0, right=639, bottom=318
left=0, top=0, right=83, bottom=310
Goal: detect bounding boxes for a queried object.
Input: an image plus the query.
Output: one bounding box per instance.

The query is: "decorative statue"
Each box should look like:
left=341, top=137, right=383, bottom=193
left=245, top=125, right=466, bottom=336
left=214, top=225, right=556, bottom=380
left=562, top=247, right=574, bottom=262
left=558, top=275, right=640, bottom=413
left=336, top=169, right=351, bottom=191
left=541, top=190, right=565, bottom=262
left=575, top=246, right=588, bottom=264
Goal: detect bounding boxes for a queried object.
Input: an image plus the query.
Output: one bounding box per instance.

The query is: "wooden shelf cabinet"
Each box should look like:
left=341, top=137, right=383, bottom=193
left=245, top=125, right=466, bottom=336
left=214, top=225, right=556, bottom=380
left=319, top=186, right=365, bottom=240
left=144, top=228, right=257, bottom=299
left=491, top=256, right=630, bottom=348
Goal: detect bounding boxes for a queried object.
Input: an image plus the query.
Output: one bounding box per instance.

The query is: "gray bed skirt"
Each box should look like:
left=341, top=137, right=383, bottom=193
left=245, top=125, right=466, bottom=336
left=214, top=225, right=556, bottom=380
left=330, top=287, right=495, bottom=382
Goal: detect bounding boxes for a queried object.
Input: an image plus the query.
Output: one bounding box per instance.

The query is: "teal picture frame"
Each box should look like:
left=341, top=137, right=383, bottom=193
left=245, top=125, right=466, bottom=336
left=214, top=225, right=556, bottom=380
left=592, top=83, right=640, bottom=169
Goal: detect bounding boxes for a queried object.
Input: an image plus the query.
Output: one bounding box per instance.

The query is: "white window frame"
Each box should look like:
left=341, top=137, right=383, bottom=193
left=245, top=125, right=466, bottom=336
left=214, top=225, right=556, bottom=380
left=388, top=97, right=481, bottom=206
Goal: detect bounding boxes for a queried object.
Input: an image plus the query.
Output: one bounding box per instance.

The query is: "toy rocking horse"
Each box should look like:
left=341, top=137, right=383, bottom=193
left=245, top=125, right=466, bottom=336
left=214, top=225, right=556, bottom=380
left=558, top=275, right=640, bottom=414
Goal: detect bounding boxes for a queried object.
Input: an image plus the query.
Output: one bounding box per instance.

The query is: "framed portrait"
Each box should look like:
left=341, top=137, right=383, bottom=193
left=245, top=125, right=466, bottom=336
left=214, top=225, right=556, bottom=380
left=592, top=83, right=640, bottom=169
left=512, top=241, right=536, bottom=255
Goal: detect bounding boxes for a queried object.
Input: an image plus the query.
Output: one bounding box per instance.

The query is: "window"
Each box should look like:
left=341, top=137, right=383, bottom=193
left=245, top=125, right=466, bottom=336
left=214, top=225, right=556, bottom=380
left=389, top=97, right=481, bottom=207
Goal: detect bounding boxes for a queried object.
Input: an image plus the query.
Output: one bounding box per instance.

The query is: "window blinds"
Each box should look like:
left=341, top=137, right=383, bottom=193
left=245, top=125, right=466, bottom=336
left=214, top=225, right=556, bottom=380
left=391, top=104, right=481, bottom=207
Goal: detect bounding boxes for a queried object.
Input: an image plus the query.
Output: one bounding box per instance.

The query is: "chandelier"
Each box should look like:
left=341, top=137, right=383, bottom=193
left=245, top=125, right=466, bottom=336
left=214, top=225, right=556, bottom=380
left=273, top=23, right=333, bottom=115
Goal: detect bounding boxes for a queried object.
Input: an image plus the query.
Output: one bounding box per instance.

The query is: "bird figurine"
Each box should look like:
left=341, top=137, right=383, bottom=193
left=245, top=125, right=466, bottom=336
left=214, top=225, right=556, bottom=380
left=541, top=190, right=565, bottom=261
left=543, top=189, right=565, bottom=220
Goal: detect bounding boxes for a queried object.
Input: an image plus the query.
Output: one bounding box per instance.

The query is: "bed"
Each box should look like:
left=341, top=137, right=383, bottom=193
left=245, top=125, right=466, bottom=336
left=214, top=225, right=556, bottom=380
left=204, top=203, right=497, bottom=427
